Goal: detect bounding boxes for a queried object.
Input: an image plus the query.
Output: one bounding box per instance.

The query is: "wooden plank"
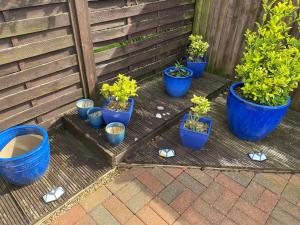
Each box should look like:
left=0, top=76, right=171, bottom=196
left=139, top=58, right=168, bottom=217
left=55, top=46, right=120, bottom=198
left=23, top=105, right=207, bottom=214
left=0, top=73, right=80, bottom=111
left=0, top=0, right=67, bottom=11
left=0, top=13, right=70, bottom=39
left=0, top=89, right=83, bottom=131
left=92, top=10, right=194, bottom=43
left=192, top=0, right=203, bottom=34
left=72, top=0, right=97, bottom=98
left=90, top=0, right=195, bottom=24
left=0, top=35, right=74, bottom=65
left=0, top=55, right=77, bottom=90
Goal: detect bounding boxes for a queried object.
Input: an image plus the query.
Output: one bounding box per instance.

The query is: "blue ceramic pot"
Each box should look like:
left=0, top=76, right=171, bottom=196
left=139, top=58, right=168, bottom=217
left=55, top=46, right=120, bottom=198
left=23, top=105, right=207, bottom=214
left=105, top=122, right=125, bottom=146
left=102, top=98, right=134, bottom=127
left=76, top=99, right=94, bottom=120
left=179, top=113, right=212, bottom=150
left=186, top=57, right=207, bottom=79
left=227, top=82, right=291, bottom=141
left=163, top=66, right=193, bottom=97
left=87, top=107, right=104, bottom=128
left=0, top=125, right=50, bottom=186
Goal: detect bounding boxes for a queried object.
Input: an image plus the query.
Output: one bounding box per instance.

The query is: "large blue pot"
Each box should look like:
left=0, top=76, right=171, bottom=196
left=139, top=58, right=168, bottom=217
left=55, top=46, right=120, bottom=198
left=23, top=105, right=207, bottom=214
left=102, top=98, right=134, bottom=127
left=0, top=125, right=50, bottom=186
left=179, top=113, right=212, bottom=150
left=87, top=107, right=104, bottom=129
left=163, top=66, right=193, bottom=97
left=186, top=57, right=207, bottom=79
left=105, top=122, right=125, bottom=146
left=76, top=99, right=94, bottom=120
left=227, top=82, right=291, bottom=141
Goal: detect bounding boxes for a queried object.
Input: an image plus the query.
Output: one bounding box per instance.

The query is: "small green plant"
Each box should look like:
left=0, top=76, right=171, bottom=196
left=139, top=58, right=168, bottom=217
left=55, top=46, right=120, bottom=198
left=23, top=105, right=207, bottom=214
left=188, top=34, right=209, bottom=62
left=169, top=61, right=190, bottom=77
left=236, top=0, right=300, bottom=106
left=101, top=74, right=139, bottom=111
left=185, top=95, right=211, bottom=132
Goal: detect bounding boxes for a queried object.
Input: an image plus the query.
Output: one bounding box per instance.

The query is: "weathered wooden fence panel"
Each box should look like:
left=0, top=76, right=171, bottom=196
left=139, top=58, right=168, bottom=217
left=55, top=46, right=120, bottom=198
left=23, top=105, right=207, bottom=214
left=193, top=0, right=300, bottom=111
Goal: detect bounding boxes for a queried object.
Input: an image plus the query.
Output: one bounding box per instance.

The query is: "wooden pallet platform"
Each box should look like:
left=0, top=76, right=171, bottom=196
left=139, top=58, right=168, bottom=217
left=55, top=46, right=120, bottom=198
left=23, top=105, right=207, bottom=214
left=0, top=129, right=111, bottom=225
left=63, top=73, right=227, bottom=166
left=121, top=97, right=300, bottom=173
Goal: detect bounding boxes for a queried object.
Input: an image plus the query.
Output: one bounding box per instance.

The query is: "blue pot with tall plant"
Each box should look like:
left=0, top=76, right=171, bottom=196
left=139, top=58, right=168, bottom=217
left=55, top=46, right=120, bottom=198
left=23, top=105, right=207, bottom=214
left=227, top=0, right=300, bottom=141
left=101, top=74, right=139, bottom=127
left=180, top=95, right=212, bottom=150
left=186, top=34, right=209, bottom=79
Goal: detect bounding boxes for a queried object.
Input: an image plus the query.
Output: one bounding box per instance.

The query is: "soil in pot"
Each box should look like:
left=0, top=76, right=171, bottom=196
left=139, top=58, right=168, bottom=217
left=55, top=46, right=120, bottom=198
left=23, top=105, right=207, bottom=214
left=106, top=126, right=123, bottom=134
left=105, top=100, right=129, bottom=112
left=77, top=101, right=93, bottom=109
left=184, top=120, right=209, bottom=133
left=89, top=111, right=102, bottom=118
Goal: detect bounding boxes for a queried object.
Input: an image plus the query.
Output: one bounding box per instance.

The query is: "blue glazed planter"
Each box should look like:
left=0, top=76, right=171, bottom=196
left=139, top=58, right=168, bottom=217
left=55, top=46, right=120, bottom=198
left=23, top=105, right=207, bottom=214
left=179, top=113, right=212, bottom=150
left=87, top=107, right=104, bottom=129
left=105, top=122, right=125, bottom=146
left=163, top=66, right=193, bottom=98
left=187, top=57, right=207, bottom=79
left=102, top=98, right=134, bottom=127
left=227, top=82, right=291, bottom=141
left=76, top=99, right=94, bottom=120
left=0, top=125, right=50, bottom=186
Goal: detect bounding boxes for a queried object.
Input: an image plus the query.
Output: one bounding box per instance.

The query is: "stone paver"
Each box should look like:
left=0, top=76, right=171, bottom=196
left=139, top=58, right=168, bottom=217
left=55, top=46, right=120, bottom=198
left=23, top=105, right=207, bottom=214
left=51, top=167, right=300, bottom=225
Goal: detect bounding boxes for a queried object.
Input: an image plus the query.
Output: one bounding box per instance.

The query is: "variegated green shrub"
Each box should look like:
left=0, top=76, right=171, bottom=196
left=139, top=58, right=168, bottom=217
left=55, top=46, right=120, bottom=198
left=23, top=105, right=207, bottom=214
left=188, top=34, right=209, bottom=62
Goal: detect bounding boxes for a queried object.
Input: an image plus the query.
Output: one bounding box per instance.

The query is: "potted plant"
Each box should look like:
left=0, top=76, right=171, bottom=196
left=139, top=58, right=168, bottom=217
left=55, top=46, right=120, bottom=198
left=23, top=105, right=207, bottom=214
left=227, top=0, right=300, bottom=141
left=105, top=122, right=125, bottom=146
left=76, top=99, right=94, bottom=120
left=187, top=34, right=209, bottom=79
left=87, top=107, right=104, bottom=129
left=101, top=74, right=139, bottom=127
left=163, top=61, right=194, bottom=97
left=180, top=95, right=212, bottom=150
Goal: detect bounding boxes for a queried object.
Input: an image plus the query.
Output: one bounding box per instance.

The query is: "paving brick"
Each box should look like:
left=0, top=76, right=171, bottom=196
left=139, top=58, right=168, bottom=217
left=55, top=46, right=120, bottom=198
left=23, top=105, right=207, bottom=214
left=126, top=189, right=153, bottom=213
left=182, top=207, right=211, bottom=225
left=103, top=196, right=133, bottom=224
left=158, top=180, right=185, bottom=204
left=124, top=216, right=145, bottom=225
left=278, top=173, right=292, bottom=180
left=193, top=197, right=224, bottom=225
left=201, top=181, right=225, bottom=205
left=281, top=183, right=300, bottom=204
left=223, top=171, right=254, bottom=187
left=79, top=186, right=112, bottom=212
left=253, top=173, right=287, bottom=195
left=235, top=198, right=268, bottom=224
left=228, top=207, right=258, bottom=225
left=150, top=167, right=174, bottom=186
left=266, top=217, right=283, bottom=225
left=186, top=169, right=213, bottom=187
left=276, top=198, right=300, bottom=221
left=115, top=179, right=146, bottom=203
left=170, top=189, right=198, bottom=214
left=90, top=205, right=120, bottom=225
left=177, top=172, right=206, bottom=195
left=215, top=173, right=245, bottom=196
left=213, top=189, right=239, bottom=214
left=106, top=171, right=135, bottom=194
left=241, top=181, right=265, bottom=205
left=128, top=167, right=146, bottom=177
left=137, top=205, right=168, bottom=225
left=172, top=216, right=191, bottom=225
left=205, top=170, right=220, bottom=178
left=220, top=218, right=237, bottom=225
left=163, top=167, right=184, bottom=178
left=51, top=204, right=86, bottom=225
left=137, top=171, right=164, bottom=194
left=256, top=189, right=279, bottom=214
left=271, top=206, right=300, bottom=225
left=149, top=198, right=179, bottom=224
left=290, top=174, right=300, bottom=186
left=74, top=215, right=96, bottom=225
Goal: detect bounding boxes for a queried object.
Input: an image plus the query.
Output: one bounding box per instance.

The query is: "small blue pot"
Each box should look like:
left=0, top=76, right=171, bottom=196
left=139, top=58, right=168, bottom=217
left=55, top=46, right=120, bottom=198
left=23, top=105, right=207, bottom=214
left=102, top=98, right=134, bottom=127
left=0, top=125, right=50, bottom=186
left=227, top=82, right=291, bottom=141
left=105, top=122, right=125, bottom=146
left=76, top=99, right=94, bottom=120
left=163, top=66, right=193, bottom=98
left=179, top=113, right=212, bottom=150
left=186, top=57, right=207, bottom=79
left=87, top=107, right=104, bottom=129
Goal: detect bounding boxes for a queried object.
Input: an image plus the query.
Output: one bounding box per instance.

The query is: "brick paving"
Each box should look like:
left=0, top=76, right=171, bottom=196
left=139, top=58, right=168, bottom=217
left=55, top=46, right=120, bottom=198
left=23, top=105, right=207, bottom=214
left=50, top=168, right=300, bottom=225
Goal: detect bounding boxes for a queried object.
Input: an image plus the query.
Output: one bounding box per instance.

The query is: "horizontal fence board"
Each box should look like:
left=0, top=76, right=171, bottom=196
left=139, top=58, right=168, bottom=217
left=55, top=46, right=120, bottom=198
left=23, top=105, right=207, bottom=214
left=90, top=0, right=195, bottom=24
left=0, top=55, right=77, bottom=90
left=0, top=0, right=67, bottom=11
left=0, top=89, right=83, bottom=131
left=0, top=35, right=74, bottom=65
left=0, top=73, right=80, bottom=111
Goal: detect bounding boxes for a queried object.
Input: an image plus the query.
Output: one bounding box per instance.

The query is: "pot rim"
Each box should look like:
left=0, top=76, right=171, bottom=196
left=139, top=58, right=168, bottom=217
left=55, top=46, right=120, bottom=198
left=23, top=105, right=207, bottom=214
left=186, top=56, right=207, bottom=63
left=102, top=97, right=134, bottom=113
left=87, top=107, right=103, bottom=116
left=105, top=122, right=125, bottom=134
left=0, top=125, right=48, bottom=162
left=76, top=98, right=94, bottom=109
left=164, top=66, right=193, bottom=79
left=230, top=82, right=291, bottom=109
